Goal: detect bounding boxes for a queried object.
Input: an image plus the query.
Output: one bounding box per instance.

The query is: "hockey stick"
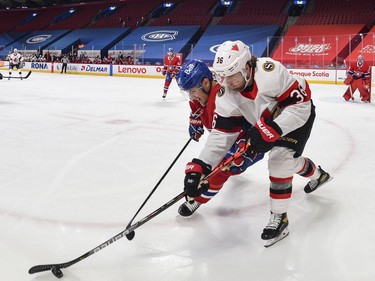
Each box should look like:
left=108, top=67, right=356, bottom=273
left=124, top=137, right=193, bottom=240
left=28, top=191, right=187, bottom=277
left=0, top=70, right=32, bottom=80
left=204, top=141, right=251, bottom=179
left=28, top=143, right=248, bottom=278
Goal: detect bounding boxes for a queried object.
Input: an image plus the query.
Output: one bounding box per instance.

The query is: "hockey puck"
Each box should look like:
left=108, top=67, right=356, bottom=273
left=126, top=231, right=135, bottom=240
left=51, top=266, right=63, bottom=279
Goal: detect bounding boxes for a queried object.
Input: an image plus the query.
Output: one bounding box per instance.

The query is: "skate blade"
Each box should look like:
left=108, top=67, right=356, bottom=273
left=319, top=175, right=334, bottom=189
left=264, top=228, right=289, bottom=248
left=305, top=175, right=334, bottom=194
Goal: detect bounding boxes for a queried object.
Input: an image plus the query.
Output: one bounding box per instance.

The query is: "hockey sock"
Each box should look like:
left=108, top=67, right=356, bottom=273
left=297, top=158, right=319, bottom=178
left=164, top=80, right=171, bottom=94
left=269, top=180, right=292, bottom=214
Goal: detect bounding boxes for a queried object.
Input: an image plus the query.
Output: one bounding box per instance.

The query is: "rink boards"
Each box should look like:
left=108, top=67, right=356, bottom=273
left=1, top=62, right=374, bottom=89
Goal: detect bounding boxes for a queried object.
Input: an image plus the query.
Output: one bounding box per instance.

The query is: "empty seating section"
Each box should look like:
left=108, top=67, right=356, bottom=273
left=15, top=6, right=69, bottom=32
left=149, top=0, right=216, bottom=29
left=0, top=10, right=30, bottom=33
left=219, top=0, right=288, bottom=26
left=230, top=0, right=288, bottom=15
left=313, top=0, right=373, bottom=13
left=296, top=13, right=374, bottom=26
left=296, top=0, right=374, bottom=26
left=149, top=15, right=212, bottom=29
left=46, top=1, right=122, bottom=30
left=168, top=0, right=216, bottom=16
left=219, top=14, right=287, bottom=26
left=90, top=0, right=161, bottom=30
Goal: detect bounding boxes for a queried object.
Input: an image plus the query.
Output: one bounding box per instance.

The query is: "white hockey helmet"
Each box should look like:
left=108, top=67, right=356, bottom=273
left=14, top=48, right=18, bottom=52
left=213, top=40, right=251, bottom=79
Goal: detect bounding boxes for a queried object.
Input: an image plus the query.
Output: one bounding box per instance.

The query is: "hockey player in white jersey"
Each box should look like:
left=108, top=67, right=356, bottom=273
left=8, top=48, right=24, bottom=80
left=182, top=40, right=332, bottom=247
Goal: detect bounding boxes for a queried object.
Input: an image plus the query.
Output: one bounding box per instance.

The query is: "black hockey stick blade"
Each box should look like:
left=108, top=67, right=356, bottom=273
left=28, top=191, right=186, bottom=275
left=2, top=70, right=32, bottom=80
left=125, top=230, right=135, bottom=240
left=24, top=70, right=32, bottom=79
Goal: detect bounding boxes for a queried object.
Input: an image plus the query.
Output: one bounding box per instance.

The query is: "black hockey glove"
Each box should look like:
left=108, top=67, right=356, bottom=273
left=246, top=117, right=282, bottom=153
left=184, top=158, right=212, bottom=197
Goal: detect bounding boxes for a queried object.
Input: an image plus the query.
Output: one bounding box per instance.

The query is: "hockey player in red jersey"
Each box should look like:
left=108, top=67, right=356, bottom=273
left=176, top=59, right=264, bottom=216
left=162, top=48, right=180, bottom=98
left=181, top=41, right=332, bottom=247
left=343, top=55, right=371, bottom=102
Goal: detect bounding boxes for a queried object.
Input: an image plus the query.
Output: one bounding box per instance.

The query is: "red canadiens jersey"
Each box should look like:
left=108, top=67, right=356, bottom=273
left=163, top=55, right=180, bottom=74
left=189, top=83, right=222, bottom=130
left=347, top=61, right=370, bottom=81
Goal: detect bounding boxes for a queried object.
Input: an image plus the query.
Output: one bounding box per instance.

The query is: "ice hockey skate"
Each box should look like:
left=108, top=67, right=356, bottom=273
left=178, top=200, right=201, bottom=217
left=304, top=166, right=332, bottom=194
left=162, top=93, right=167, bottom=99
left=261, top=212, right=289, bottom=247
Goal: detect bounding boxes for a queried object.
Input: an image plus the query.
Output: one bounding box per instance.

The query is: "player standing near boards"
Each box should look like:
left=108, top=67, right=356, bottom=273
left=162, top=48, right=180, bottom=99
left=8, top=48, right=24, bottom=80
left=342, top=55, right=370, bottom=102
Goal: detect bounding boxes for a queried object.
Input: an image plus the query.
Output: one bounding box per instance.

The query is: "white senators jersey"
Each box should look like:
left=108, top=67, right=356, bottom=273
left=9, top=53, right=23, bottom=64
left=199, top=57, right=313, bottom=167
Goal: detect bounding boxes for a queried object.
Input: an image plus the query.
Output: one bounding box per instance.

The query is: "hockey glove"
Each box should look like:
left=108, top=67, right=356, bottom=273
left=184, top=158, right=212, bottom=197
left=225, top=138, right=264, bottom=174
left=246, top=117, right=282, bottom=153
left=189, top=113, right=204, bottom=141
left=162, top=70, right=167, bottom=76
left=172, top=68, right=180, bottom=78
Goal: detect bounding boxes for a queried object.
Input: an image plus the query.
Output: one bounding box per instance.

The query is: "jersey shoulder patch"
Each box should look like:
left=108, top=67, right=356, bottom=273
left=262, top=61, right=276, bottom=72
left=218, top=86, right=225, bottom=97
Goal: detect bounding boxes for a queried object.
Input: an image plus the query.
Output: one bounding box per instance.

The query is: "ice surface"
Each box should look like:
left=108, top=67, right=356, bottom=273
left=1, top=72, right=374, bottom=281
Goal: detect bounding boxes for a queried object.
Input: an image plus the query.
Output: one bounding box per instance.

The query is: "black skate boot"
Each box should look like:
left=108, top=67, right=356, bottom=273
left=261, top=212, right=289, bottom=247
left=304, top=166, right=332, bottom=194
left=178, top=200, right=201, bottom=217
